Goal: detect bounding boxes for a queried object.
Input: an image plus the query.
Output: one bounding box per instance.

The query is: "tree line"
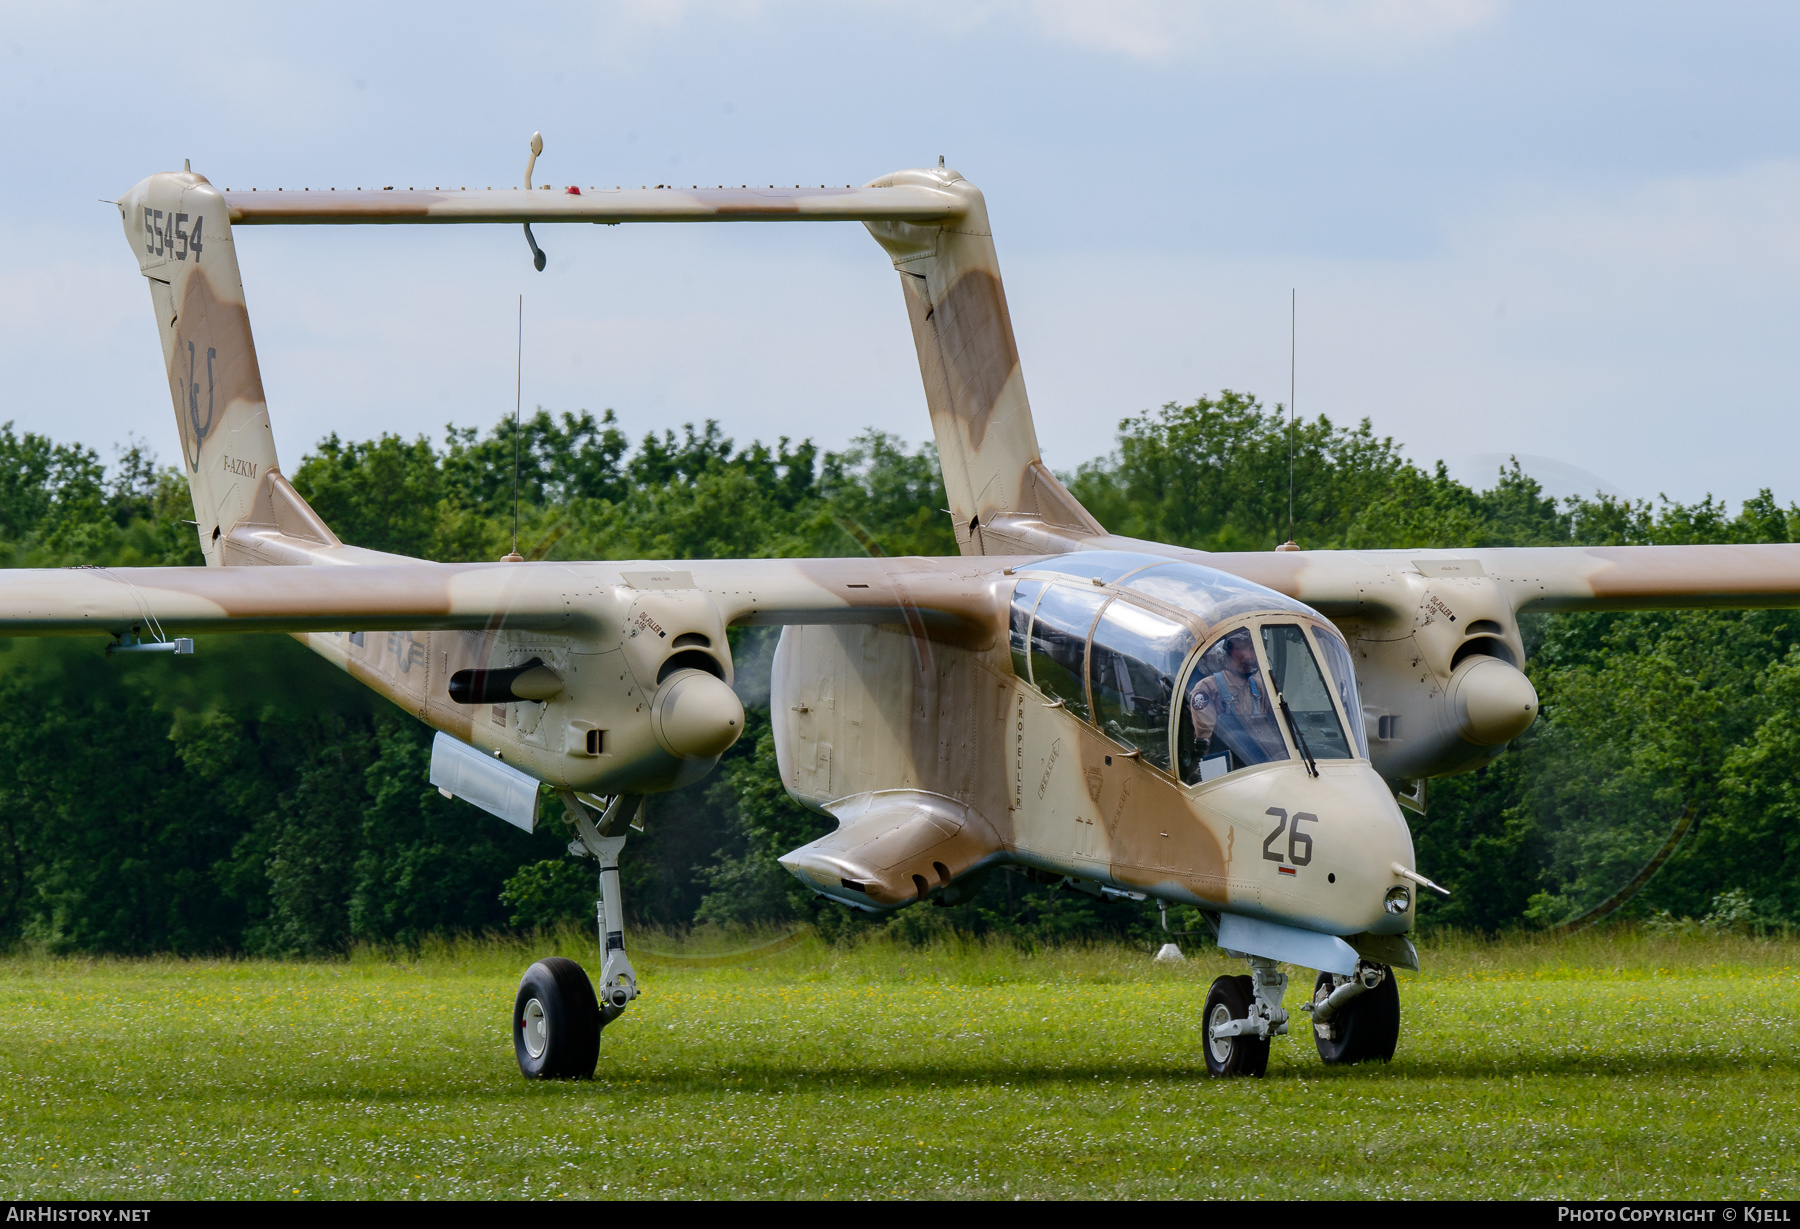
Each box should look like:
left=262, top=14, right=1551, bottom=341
left=0, top=394, right=1793, bottom=953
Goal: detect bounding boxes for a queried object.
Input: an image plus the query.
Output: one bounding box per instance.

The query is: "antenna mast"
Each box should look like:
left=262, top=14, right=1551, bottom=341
left=504, top=294, right=525, bottom=562
left=1279, top=289, right=1299, bottom=552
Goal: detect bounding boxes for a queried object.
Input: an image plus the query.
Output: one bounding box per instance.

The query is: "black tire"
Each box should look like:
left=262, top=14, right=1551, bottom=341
left=1203, top=974, right=1270, bottom=1078
left=513, top=957, right=602, bottom=1079
left=1311, top=965, right=1400, bottom=1065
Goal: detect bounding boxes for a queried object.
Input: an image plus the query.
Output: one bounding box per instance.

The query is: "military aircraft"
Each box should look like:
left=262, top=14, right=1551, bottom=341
left=17, top=145, right=1799, bottom=1081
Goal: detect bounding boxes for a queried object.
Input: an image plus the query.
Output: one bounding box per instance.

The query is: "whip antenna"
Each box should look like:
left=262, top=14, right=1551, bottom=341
left=1279, top=288, right=1299, bottom=552
left=504, top=294, right=525, bottom=562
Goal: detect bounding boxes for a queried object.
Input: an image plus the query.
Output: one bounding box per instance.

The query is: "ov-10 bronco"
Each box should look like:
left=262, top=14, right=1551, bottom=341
left=13, top=145, right=1800, bottom=1078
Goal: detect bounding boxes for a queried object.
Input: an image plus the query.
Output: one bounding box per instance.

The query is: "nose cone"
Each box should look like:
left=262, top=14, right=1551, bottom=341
left=651, top=669, right=745, bottom=760
left=1203, top=761, right=1418, bottom=938
left=1451, top=657, right=1538, bottom=746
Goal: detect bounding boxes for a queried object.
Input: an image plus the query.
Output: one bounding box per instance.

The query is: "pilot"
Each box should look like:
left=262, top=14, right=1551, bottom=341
left=1186, top=628, right=1288, bottom=766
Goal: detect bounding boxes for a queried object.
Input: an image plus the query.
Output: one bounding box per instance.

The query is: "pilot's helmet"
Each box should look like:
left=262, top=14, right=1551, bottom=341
left=1219, top=628, right=1256, bottom=659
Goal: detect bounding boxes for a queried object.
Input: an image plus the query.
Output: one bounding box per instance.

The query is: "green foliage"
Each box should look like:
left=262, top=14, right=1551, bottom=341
left=499, top=859, right=597, bottom=930
left=8, top=392, right=1800, bottom=950
left=1068, top=392, right=1571, bottom=552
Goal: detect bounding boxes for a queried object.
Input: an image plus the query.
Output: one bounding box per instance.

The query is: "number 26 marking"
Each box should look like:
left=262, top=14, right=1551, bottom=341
left=1261, top=807, right=1316, bottom=866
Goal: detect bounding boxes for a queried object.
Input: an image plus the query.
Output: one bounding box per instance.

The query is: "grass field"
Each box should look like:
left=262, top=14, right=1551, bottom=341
left=0, top=928, right=1795, bottom=1200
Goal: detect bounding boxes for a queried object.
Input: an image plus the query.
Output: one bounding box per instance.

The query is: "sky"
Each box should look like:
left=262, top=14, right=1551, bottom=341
left=5, top=1, right=1800, bottom=506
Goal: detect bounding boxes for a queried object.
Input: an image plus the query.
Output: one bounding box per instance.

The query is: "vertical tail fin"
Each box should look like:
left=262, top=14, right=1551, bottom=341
left=120, top=170, right=281, bottom=564
left=865, top=168, right=1103, bottom=556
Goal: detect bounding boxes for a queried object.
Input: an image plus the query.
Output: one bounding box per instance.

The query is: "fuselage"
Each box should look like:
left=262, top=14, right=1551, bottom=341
left=772, top=550, right=1418, bottom=938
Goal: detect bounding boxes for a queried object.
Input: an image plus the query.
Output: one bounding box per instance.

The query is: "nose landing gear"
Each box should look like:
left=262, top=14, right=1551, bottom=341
left=1204, top=956, right=1401, bottom=1076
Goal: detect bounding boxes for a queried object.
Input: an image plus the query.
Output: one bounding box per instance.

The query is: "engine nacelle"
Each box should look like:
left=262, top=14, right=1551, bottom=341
left=1344, top=569, right=1539, bottom=781
left=453, top=578, right=746, bottom=797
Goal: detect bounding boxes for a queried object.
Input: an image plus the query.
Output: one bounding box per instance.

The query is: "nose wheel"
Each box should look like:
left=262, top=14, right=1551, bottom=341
left=1308, top=963, right=1400, bottom=1064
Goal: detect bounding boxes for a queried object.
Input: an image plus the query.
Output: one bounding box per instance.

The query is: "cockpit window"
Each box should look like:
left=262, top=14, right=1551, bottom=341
left=1309, top=627, right=1368, bottom=758
left=1017, top=554, right=1316, bottom=629
left=1009, top=579, right=1046, bottom=682
left=1178, top=627, right=1290, bottom=784
left=1261, top=624, right=1354, bottom=761
left=1123, top=562, right=1317, bottom=626
left=1029, top=583, right=1107, bottom=720
left=1089, top=599, right=1195, bottom=771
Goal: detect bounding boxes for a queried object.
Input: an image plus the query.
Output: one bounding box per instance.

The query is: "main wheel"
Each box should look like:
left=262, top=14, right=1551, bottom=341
left=1311, top=965, right=1400, bottom=1065
left=1203, top=974, right=1270, bottom=1078
left=514, top=957, right=602, bottom=1079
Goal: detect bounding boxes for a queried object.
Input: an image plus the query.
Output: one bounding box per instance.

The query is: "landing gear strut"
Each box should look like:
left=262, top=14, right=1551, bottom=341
left=511, top=791, right=643, bottom=1080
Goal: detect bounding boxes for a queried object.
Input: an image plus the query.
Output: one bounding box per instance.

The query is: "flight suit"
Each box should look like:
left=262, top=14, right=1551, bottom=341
left=1187, top=667, right=1288, bottom=766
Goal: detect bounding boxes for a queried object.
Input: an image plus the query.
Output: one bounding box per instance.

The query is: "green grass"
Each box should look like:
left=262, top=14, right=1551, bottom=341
left=1, top=928, right=1796, bottom=1199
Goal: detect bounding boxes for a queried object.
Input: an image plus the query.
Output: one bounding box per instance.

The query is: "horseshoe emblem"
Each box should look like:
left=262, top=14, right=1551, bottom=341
left=181, top=340, right=217, bottom=472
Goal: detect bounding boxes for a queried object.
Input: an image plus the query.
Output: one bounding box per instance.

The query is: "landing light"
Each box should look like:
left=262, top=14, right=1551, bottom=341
left=1384, top=885, right=1411, bottom=915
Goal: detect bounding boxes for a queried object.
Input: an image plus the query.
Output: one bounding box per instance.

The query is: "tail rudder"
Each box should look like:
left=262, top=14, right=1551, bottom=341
left=864, top=167, right=1102, bottom=555
left=120, top=169, right=282, bottom=563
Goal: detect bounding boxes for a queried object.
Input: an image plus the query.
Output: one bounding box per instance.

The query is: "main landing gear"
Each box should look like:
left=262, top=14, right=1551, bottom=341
left=1203, top=957, right=1399, bottom=1077
left=512, top=791, right=643, bottom=1080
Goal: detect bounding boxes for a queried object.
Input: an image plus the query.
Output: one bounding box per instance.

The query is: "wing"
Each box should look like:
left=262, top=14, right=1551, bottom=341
left=1195, top=543, right=1800, bottom=618
left=0, top=556, right=1008, bottom=641
left=221, top=184, right=962, bottom=226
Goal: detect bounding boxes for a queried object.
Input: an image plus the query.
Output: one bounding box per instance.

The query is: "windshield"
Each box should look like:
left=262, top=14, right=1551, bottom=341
left=1261, top=624, right=1355, bottom=761
left=1177, top=627, right=1290, bottom=784
left=1309, top=626, right=1368, bottom=758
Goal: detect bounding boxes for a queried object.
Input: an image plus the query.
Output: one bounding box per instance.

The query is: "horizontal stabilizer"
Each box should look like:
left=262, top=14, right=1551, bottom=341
left=222, top=184, right=963, bottom=226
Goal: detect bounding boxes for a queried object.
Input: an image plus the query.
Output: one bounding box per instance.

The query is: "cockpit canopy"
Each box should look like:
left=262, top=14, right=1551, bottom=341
left=1008, top=552, right=1367, bottom=782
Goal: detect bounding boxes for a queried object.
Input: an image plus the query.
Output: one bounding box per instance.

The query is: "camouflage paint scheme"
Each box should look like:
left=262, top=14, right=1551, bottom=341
left=4, top=162, right=1796, bottom=964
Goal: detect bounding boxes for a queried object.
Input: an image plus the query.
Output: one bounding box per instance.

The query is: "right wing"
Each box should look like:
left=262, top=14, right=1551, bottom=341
left=0, top=555, right=1009, bottom=642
